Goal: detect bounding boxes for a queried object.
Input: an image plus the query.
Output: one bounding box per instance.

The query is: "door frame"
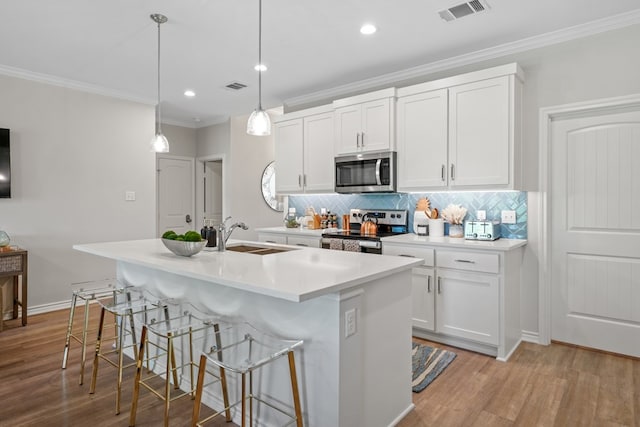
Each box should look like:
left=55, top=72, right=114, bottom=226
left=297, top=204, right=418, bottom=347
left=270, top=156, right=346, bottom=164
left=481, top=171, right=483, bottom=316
left=156, top=154, right=196, bottom=237
left=538, top=92, right=640, bottom=345
left=195, top=154, right=227, bottom=232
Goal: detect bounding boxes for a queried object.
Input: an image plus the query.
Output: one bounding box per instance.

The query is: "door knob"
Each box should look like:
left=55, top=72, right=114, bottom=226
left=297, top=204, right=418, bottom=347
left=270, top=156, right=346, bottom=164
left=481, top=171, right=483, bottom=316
left=185, top=214, right=192, bottom=223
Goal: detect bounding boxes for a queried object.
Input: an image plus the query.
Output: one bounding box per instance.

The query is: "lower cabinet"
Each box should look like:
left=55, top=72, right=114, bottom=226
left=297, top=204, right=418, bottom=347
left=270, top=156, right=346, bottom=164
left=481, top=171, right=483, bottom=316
left=383, top=241, right=522, bottom=360
left=257, top=232, right=321, bottom=248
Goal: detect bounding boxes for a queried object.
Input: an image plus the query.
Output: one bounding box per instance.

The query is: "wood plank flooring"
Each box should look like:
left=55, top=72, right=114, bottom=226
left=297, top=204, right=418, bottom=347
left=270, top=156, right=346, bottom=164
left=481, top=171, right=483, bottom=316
left=1, top=308, right=639, bottom=426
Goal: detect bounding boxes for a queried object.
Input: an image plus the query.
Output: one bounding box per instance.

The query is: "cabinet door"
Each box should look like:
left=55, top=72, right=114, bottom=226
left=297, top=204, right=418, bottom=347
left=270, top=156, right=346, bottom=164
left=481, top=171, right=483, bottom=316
left=274, top=119, right=304, bottom=193
left=257, top=233, right=287, bottom=245
left=448, top=76, right=510, bottom=187
left=361, top=98, right=392, bottom=152
left=303, top=112, right=334, bottom=192
left=435, top=269, right=499, bottom=345
left=412, top=267, right=435, bottom=331
left=397, top=89, right=448, bottom=190
left=287, top=235, right=321, bottom=248
left=334, top=105, right=362, bottom=154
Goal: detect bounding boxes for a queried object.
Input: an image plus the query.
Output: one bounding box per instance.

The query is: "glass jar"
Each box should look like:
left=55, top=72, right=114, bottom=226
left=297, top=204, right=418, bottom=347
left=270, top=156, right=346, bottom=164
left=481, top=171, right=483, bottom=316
left=0, top=230, right=10, bottom=247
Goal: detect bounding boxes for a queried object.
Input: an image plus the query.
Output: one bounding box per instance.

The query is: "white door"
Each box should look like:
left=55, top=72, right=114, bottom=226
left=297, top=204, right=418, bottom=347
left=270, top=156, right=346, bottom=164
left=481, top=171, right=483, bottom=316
left=334, top=104, right=362, bottom=154
left=411, top=267, right=435, bottom=331
left=550, top=109, right=640, bottom=357
left=157, top=156, right=194, bottom=236
left=204, top=160, right=223, bottom=225
left=274, top=119, right=304, bottom=193
left=303, top=112, right=334, bottom=192
left=360, top=98, right=391, bottom=152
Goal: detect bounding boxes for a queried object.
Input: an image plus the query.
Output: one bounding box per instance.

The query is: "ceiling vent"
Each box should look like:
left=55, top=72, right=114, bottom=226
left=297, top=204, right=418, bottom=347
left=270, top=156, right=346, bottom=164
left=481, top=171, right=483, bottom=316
left=224, top=81, right=247, bottom=91
left=439, top=0, right=490, bottom=22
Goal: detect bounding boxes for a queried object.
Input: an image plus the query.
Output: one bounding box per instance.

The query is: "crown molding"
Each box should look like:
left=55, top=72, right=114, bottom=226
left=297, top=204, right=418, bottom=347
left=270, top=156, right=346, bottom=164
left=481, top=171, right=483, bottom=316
left=0, top=64, right=155, bottom=106
left=285, top=9, right=640, bottom=109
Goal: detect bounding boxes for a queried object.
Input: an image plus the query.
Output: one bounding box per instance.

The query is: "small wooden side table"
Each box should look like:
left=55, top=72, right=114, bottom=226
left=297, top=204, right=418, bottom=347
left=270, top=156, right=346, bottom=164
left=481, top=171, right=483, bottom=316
left=0, top=248, right=28, bottom=331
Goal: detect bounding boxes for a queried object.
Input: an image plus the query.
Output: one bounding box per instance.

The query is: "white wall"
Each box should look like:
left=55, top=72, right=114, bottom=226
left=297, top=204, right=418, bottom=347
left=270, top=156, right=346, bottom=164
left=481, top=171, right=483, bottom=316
left=194, top=115, right=282, bottom=240
left=0, top=74, right=156, bottom=313
left=162, top=124, right=197, bottom=158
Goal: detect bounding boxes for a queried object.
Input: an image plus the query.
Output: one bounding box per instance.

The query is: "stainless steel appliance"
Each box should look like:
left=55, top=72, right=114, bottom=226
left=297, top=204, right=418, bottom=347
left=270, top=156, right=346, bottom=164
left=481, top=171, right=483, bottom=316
left=464, top=220, right=501, bottom=241
left=322, top=209, right=408, bottom=254
left=334, top=151, right=396, bottom=193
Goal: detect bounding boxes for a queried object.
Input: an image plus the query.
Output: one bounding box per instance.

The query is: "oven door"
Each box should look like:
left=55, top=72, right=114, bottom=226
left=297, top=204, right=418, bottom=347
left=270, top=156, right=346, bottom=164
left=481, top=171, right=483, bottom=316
left=334, top=152, right=396, bottom=193
left=321, top=238, right=382, bottom=254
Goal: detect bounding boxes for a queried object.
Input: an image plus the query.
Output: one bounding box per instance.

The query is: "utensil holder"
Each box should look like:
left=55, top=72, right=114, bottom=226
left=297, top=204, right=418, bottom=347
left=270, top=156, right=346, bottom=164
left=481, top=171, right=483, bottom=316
left=428, top=218, right=444, bottom=237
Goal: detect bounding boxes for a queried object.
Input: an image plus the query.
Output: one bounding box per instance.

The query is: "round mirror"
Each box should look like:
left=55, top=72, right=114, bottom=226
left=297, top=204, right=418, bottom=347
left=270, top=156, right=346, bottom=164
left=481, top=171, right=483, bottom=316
left=261, top=161, right=283, bottom=212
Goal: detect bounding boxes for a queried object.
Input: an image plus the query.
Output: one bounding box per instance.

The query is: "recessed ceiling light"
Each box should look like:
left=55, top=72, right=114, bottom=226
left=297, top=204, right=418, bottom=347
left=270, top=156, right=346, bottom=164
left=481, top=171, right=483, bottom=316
left=184, top=90, right=196, bottom=97
left=360, top=24, right=377, bottom=35
left=254, top=63, right=267, bottom=72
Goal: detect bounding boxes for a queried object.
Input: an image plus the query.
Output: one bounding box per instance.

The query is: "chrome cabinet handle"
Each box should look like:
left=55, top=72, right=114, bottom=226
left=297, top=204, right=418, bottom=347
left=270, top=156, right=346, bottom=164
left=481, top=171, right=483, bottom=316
left=298, top=174, right=302, bottom=187
left=437, top=277, right=442, bottom=294
left=441, top=165, right=445, bottom=182
left=451, top=164, right=455, bottom=181
left=427, top=276, right=431, bottom=293
left=296, top=243, right=308, bottom=247
left=454, top=259, right=475, bottom=264
left=356, top=133, right=360, bottom=148
left=361, top=132, right=365, bottom=147
left=398, top=254, right=415, bottom=257
left=303, top=174, right=307, bottom=186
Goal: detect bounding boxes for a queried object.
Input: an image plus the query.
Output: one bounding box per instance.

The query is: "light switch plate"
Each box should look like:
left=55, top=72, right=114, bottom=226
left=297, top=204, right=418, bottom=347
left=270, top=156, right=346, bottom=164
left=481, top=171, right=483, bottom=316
left=477, top=210, right=486, bottom=220
left=345, top=308, right=357, bottom=338
left=125, top=191, right=136, bottom=201
left=501, top=210, right=516, bottom=224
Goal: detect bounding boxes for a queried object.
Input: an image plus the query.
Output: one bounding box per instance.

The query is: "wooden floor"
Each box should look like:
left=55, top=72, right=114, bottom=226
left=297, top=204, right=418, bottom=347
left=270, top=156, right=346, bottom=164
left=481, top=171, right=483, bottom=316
left=1, top=309, right=639, bottom=427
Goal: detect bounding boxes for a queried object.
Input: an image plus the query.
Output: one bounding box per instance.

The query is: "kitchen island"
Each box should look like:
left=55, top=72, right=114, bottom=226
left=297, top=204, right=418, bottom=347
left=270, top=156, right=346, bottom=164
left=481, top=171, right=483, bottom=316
left=74, top=239, right=422, bottom=427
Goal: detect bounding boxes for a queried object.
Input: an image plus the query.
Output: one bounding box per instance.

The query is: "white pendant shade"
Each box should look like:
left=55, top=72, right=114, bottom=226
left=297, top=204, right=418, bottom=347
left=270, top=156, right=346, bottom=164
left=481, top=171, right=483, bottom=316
left=247, top=108, right=271, bottom=136
left=150, top=132, right=170, bottom=153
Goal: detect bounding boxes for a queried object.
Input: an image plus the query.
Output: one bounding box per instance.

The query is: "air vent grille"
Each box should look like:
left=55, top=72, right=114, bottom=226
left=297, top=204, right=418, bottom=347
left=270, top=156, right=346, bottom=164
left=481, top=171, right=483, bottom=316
left=225, top=82, right=247, bottom=90
left=439, top=0, right=490, bottom=22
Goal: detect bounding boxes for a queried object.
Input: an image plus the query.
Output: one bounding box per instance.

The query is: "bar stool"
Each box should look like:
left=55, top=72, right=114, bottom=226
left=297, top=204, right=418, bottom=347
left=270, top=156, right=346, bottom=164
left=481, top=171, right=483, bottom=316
left=89, top=286, right=166, bottom=415
left=191, top=322, right=304, bottom=427
left=61, top=278, right=125, bottom=385
left=129, top=301, right=224, bottom=427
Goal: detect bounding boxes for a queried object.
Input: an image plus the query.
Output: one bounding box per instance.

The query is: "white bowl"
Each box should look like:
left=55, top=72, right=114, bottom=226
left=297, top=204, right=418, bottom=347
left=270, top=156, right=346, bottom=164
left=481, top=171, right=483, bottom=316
left=162, top=238, right=206, bottom=257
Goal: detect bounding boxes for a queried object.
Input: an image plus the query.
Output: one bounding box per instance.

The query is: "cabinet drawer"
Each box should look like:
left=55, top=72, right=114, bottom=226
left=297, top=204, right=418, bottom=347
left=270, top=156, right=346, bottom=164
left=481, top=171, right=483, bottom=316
left=257, top=234, right=287, bottom=245
left=382, top=245, right=434, bottom=267
left=436, top=250, right=499, bottom=274
left=287, top=236, right=321, bottom=248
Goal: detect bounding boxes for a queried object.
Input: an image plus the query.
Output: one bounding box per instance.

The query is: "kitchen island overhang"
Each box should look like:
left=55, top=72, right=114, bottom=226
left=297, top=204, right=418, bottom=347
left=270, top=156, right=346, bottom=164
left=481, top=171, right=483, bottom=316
left=74, top=239, right=422, bottom=427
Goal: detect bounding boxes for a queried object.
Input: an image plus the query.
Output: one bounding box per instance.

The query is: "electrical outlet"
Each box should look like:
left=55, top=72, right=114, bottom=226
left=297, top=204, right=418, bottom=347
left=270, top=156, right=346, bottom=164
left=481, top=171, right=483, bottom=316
left=477, top=210, right=486, bottom=220
left=125, top=191, right=136, bottom=201
left=345, top=308, right=357, bottom=338
left=501, top=210, right=516, bottom=224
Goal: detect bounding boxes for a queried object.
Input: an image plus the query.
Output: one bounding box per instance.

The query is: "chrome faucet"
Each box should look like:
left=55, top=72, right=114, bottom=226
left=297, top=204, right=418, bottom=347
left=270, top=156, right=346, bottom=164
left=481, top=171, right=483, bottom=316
left=217, top=216, right=249, bottom=252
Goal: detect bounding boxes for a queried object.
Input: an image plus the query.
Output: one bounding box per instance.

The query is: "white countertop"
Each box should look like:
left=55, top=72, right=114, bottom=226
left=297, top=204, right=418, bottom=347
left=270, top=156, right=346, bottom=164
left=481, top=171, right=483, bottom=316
left=255, top=226, right=326, bottom=237
left=381, top=234, right=527, bottom=251
left=73, top=239, right=421, bottom=302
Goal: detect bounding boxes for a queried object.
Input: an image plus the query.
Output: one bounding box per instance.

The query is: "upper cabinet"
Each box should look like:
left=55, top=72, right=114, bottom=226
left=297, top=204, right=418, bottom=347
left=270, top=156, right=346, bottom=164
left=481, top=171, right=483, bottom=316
left=397, top=63, right=524, bottom=191
left=333, top=88, right=396, bottom=155
left=274, top=105, right=334, bottom=194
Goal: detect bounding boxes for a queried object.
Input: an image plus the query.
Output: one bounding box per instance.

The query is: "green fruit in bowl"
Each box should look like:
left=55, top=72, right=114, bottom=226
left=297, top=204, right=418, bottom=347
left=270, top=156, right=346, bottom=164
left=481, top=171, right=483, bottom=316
left=162, top=230, right=178, bottom=239
left=184, top=231, right=203, bottom=242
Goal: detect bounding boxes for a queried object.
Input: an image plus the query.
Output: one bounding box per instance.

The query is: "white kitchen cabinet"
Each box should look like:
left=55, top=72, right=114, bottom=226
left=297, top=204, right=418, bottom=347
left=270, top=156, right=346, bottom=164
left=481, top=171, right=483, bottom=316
left=396, top=63, right=523, bottom=191
left=333, top=88, right=396, bottom=155
left=435, top=268, right=498, bottom=345
left=257, top=230, right=322, bottom=248
left=383, top=238, right=524, bottom=360
left=274, top=105, right=334, bottom=194
left=411, top=267, right=435, bottom=331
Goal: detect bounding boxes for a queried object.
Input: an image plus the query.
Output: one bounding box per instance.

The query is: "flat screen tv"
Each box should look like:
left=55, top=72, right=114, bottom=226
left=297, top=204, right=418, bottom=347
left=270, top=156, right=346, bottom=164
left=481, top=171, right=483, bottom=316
left=0, top=128, right=10, bottom=198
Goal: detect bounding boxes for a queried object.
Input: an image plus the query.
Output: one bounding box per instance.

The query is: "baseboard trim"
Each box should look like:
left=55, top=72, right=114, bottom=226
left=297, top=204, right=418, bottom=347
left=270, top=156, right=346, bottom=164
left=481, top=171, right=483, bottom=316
left=521, top=330, right=541, bottom=345
left=389, top=403, right=415, bottom=427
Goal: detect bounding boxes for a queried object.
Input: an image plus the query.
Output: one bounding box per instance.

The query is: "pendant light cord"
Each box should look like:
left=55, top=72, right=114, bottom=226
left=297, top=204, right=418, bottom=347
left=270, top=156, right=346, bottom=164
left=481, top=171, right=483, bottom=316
left=258, top=0, right=263, bottom=110
left=156, top=19, right=162, bottom=134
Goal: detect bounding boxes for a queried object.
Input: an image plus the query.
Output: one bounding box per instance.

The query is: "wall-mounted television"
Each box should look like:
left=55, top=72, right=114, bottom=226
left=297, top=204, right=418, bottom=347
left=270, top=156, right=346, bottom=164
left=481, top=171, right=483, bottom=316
left=0, top=128, right=10, bottom=198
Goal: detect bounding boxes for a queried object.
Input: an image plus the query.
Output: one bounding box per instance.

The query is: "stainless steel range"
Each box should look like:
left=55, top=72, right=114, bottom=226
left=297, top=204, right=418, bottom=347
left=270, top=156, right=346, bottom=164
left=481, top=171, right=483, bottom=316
left=321, top=209, right=408, bottom=254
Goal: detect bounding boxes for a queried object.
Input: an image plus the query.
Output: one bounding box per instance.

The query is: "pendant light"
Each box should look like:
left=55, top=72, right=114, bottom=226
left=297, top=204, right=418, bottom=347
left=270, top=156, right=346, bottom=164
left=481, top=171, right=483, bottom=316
left=150, top=13, right=170, bottom=153
left=247, top=0, right=271, bottom=136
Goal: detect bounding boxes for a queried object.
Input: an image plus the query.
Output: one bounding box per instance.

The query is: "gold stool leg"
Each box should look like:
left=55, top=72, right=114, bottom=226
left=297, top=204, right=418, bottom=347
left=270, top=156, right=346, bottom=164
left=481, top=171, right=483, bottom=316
left=288, top=351, right=303, bottom=427
left=61, top=293, right=78, bottom=369
left=89, top=306, right=106, bottom=394
left=115, top=310, right=129, bottom=415
left=129, top=325, right=147, bottom=427
left=78, top=297, right=91, bottom=385
left=241, top=372, right=247, bottom=427
left=191, top=354, right=207, bottom=427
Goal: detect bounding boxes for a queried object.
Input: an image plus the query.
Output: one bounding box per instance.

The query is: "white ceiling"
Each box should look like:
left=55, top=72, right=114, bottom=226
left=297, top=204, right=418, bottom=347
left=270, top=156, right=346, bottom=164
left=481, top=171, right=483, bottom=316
left=1, top=0, right=639, bottom=128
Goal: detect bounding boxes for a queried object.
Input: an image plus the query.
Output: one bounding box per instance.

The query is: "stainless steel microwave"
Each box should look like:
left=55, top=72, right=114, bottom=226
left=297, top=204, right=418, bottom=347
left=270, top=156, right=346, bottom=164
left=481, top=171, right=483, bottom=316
left=334, top=151, right=396, bottom=193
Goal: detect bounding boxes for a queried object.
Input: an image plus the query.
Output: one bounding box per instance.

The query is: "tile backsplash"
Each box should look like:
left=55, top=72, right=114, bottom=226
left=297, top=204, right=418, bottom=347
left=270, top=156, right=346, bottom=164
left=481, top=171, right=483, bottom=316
left=288, top=191, right=527, bottom=239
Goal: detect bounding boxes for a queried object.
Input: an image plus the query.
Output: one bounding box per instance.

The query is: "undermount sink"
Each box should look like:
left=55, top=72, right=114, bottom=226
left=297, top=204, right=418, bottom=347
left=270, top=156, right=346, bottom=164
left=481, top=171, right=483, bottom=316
left=226, top=244, right=293, bottom=255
